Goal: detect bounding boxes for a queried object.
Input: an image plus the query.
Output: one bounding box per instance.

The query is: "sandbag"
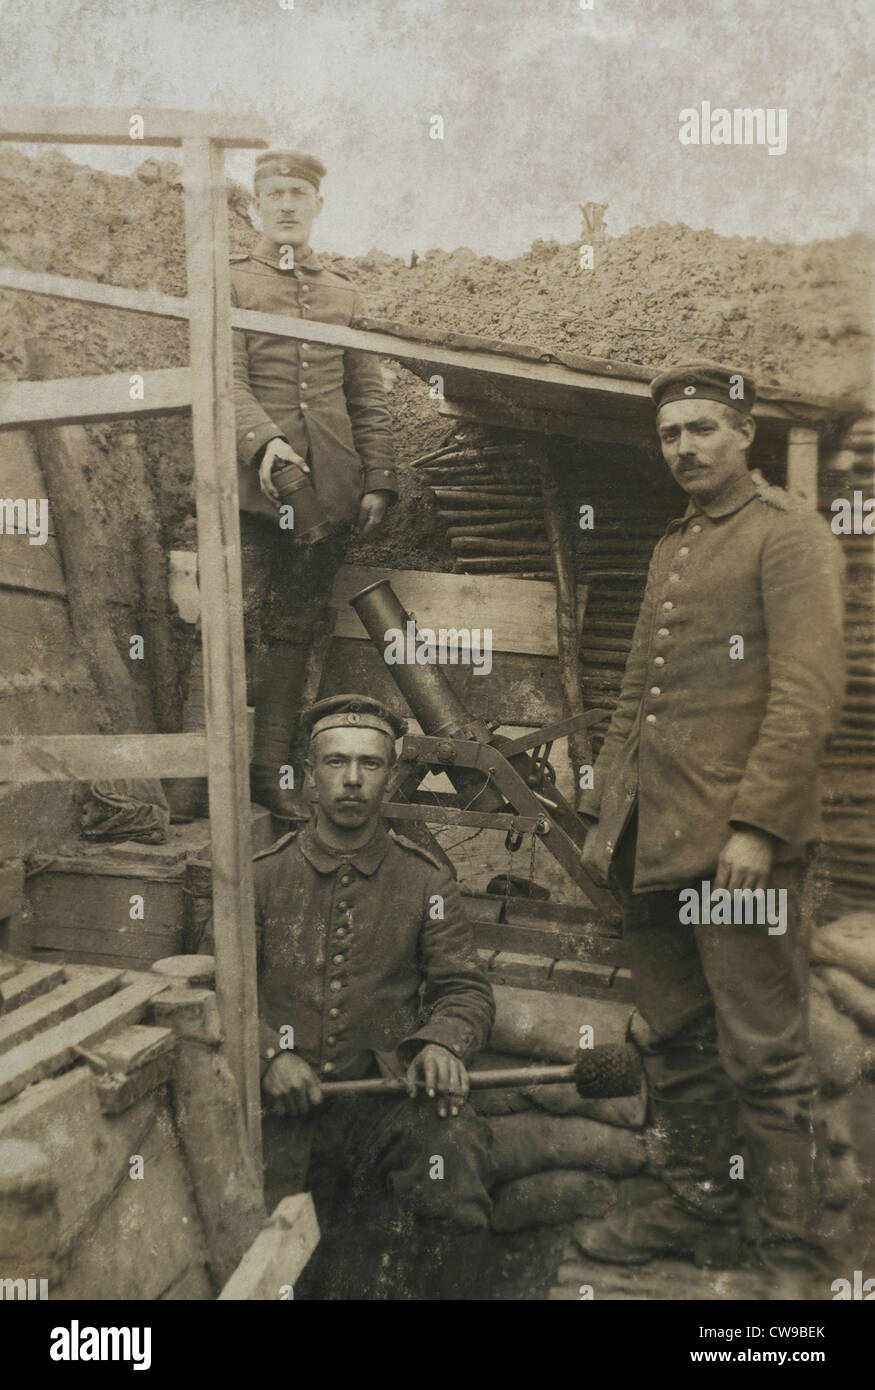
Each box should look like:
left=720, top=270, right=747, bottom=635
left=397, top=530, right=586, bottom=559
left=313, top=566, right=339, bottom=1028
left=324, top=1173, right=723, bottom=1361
left=524, top=1082, right=647, bottom=1129
left=811, top=913, right=875, bottom=989
left=470, top=1087, right=532, bottom=1117
left=809, top=983, right=867, bottom=1095
left=487, top=1112, right=645, bottom=1183
left=491, top=1170, right=617, bottom=1233
left=815, top=966, right=875, bottom=1035
left=819, top=1094, right=854, bottom=1156
left=490, top=985, right=633, bottom=1063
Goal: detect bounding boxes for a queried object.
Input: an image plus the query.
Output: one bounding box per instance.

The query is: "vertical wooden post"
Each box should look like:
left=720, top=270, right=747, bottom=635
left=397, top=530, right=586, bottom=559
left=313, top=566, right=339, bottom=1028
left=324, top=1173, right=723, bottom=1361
left=182, top=137, right=262, bottom=1170
left=786, top=426, right=819, bottom=509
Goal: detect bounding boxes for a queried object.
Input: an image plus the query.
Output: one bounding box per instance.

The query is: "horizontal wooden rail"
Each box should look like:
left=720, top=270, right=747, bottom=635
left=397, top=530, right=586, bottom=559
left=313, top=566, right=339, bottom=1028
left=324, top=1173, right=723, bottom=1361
left=0, top=733, right=207, bottom=783
left=0, top=266, right=844, bottom=424
left=0, top=368, right=191, bottom=429
left=0, top=106, right=268, bottom=147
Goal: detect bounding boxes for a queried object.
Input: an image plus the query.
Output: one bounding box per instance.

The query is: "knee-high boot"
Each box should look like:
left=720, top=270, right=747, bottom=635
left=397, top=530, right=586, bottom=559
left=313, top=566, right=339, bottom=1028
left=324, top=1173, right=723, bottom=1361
left=250, top=640, right=314, bottom=822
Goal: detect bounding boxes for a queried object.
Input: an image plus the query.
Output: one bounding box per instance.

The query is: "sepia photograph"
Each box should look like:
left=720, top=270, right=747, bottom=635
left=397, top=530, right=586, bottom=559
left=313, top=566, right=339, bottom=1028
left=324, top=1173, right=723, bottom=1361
left=0, top=0, right=872, bottom=1337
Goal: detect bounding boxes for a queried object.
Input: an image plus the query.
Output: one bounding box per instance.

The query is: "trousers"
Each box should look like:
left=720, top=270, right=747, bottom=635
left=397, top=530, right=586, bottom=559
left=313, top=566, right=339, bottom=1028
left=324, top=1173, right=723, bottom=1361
left=614, top=816, right=822, bottom=1248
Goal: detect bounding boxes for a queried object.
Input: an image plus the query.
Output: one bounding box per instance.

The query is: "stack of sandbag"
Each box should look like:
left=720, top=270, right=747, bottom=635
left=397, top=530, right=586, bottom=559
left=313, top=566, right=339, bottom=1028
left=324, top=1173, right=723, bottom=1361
left=474, top=987, right=647, bottom=1232
left=809, top=912, right=875, bottom=1213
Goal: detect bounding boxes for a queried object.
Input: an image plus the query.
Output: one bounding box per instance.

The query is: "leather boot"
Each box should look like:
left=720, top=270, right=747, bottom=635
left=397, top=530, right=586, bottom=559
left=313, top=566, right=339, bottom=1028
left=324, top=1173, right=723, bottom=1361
left=250, top=640, right=313, bottom=823
left=575, top=1099, right=742, bottom=1267
left=164, top=642, right=208, bottom=822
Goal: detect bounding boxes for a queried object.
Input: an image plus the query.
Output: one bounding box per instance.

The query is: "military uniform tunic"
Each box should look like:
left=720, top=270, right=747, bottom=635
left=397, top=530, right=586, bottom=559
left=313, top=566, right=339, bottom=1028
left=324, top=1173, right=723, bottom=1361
left=230, top=237, right=399, bottom=527
left=580, top=471, right=846, bottom=891
left=252, top=820, right=494, bottom=1078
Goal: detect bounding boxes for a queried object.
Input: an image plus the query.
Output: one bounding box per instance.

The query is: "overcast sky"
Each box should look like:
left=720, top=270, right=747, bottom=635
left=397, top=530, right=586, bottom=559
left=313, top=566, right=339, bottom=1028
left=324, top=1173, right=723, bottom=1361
left=2, top=0, right=872, bottom=257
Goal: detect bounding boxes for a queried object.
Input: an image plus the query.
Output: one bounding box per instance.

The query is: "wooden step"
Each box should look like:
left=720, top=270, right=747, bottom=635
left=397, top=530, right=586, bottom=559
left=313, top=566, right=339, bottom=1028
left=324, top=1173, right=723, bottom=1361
left=0, top=966, right=123, bottom=1055
left=0, top=975, right=172, bottom=1105
left=0, top=962, right=65, bottom=1012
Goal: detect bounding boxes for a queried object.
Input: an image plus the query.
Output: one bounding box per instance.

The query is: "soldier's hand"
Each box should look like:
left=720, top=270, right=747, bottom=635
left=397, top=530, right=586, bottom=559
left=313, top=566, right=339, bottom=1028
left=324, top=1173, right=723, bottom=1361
left=357, top=490, right=392, bottom=536
left=258, top=437, right=309, bottom=507
left=714, top=828, right=775, bottom=894
left=262, top=1051, right=323, bottom=1117
left=405, top=1043, right=469, bottom=1119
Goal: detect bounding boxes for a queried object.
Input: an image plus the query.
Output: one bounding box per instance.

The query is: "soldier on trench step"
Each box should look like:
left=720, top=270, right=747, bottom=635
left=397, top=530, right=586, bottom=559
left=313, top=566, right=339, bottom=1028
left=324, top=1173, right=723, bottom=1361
left=576, top=362, right=846, bottom=1297
left=230, top=149, right=398, bottom=820
left=202, top=695, right=495, bottom=1298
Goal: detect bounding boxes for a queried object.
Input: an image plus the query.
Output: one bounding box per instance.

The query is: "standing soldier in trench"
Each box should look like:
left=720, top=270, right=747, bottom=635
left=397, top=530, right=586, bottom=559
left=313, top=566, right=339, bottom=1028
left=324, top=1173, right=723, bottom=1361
left=576, top=362, right=845, bottom=1297
left=227, top=149, right=398, bottom=820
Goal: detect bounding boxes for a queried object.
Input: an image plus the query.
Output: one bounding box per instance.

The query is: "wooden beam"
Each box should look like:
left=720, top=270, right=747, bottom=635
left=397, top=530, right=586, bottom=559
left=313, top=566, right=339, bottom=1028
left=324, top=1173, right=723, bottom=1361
left=0, top=267, right=847, bottom=423
left=182, top=136, right=261, bottom=1168
left=0, top=733, right=207, bottom=782
left=0, top=368, right=191, bottom=430
left=0, top=106, right=269, bottom=147
left=218, top=1193, right=320, bottom=1301
left=786, top=426, right=820, bottom=508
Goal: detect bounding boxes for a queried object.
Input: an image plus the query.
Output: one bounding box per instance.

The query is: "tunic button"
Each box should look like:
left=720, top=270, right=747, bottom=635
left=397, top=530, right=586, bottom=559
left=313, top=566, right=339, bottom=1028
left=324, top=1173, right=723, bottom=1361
left=654, top=656, right=665, bottom=666
left=323, top=1062, right=335, bottom=1073
left=662, top=601, right=673, bottom=611
left=301, top=343, right=310, bottom=351
left=332, top=954, right=345, bottom=965
left=669, top=573, right=680, bottom=582
left=300, top=402, right=308, bottom=410
left=650, top=687, right=661, bottom=697
left=337, top=901, right=349, bottom=912
left=327, top=1035, right=336, bottom=1045
left=329, top=980, right=342, bottom=992
left=300, top=382, right=308, bottom=390
left=646, top=714, right=657, bottom=724
left=692, top=524, right=702, bottom=533
left=678, top=546, right=689, bottom=556
left=301, top=360, right=310, bottom=368
left=245, top=430, right=254, bottom=440
left=329, top=1007, right=340, bottom=1018
left=335, top=926, right=346, bottom=938
left=658, top=627, right=670, bottom=637
left=340, top=874, right=352, bottom=886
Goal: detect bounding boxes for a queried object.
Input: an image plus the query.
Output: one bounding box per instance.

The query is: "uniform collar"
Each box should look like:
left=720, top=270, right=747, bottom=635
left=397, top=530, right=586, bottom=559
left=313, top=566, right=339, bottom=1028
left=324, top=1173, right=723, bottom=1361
left=251, top=236, right=323, bottom=272
left=299, top=819, right=392, bottom=876
left=681, top=470, right=759, bottom=521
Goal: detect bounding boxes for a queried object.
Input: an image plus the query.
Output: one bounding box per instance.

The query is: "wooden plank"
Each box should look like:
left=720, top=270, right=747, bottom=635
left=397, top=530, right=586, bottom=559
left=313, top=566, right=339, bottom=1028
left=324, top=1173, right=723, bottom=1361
left=330, top=565, right=588, bottom=657
left=0, top=975, right=171, bottom=1104
left=91, top=1024, right=175, bottom=1073
left=182, top=136, right=260, bottom=1166
left=30, top=925, right=183, bottom=962
left=320, top=638, right=567, bottom=725
left=0, top=967, right=122, bottom=1055
left=383, top=802, right=542, bottom=832
left=218, top=1193, right=319, bottom=1301
left=0, top=368, right=191, bottom=430
left=787, top=426, right=819, bottom=509
left=0, top=962, right=65, bottom=1011
left=0, top=106, right=269, bottom=146
left=472, top=918, right=627, bottom=967
left=0, top=732, right=207, bottom=782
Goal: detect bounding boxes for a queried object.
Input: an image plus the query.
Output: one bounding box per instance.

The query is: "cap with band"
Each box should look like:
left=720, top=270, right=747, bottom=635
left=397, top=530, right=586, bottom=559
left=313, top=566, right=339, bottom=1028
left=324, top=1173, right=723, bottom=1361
left=649, top=360, right=757, bottom=416
left=301, top=694, right=407, bottom=745
left=254, top=149, right=327, bottom=191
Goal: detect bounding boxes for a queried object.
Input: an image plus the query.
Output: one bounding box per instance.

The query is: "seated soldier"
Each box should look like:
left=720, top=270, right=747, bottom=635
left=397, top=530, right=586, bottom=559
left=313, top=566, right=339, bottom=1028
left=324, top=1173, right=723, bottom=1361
left=221, top=693, right=496, bottom=1297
